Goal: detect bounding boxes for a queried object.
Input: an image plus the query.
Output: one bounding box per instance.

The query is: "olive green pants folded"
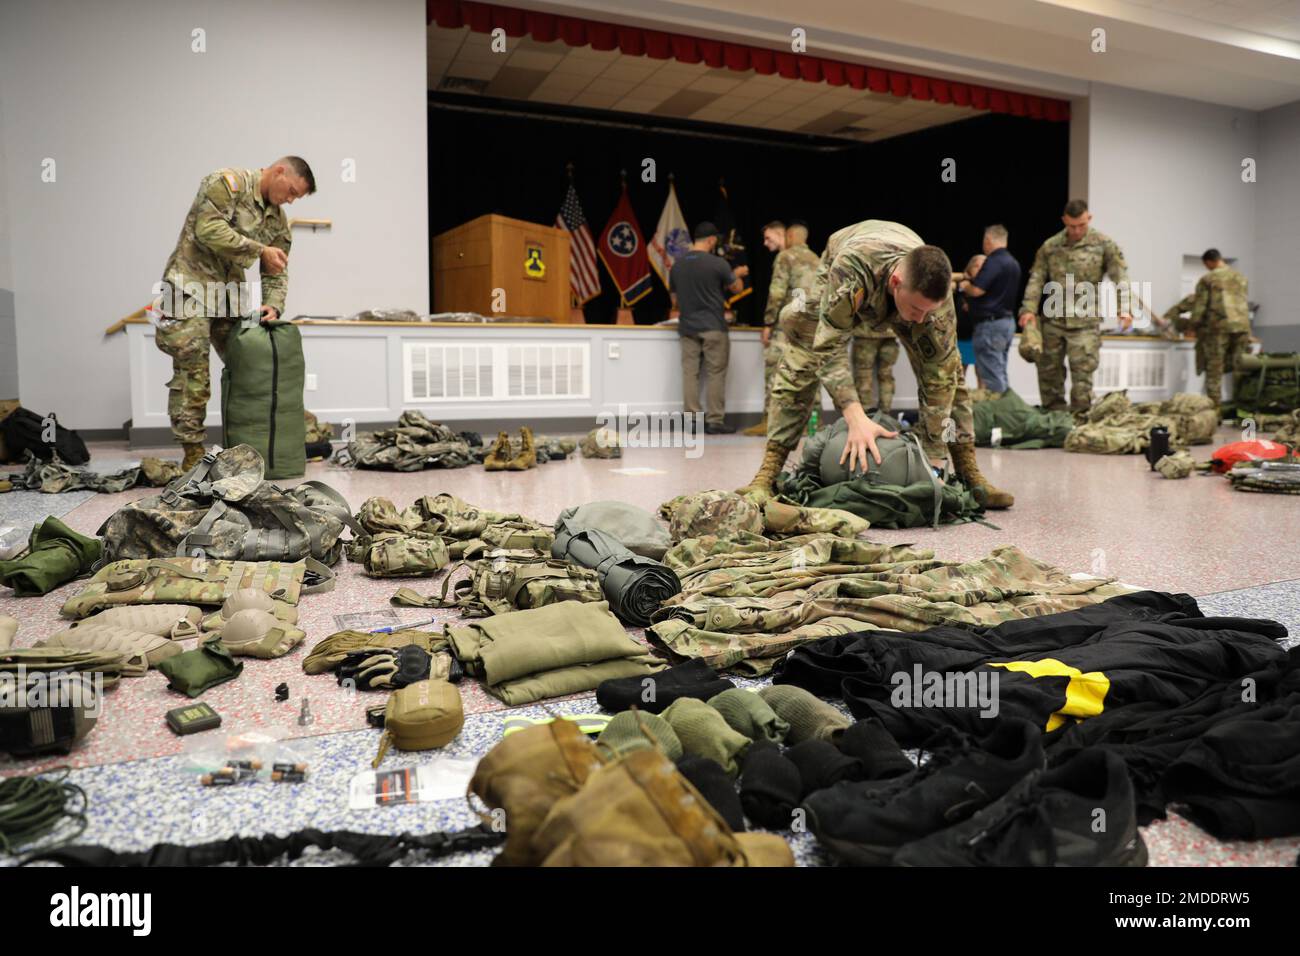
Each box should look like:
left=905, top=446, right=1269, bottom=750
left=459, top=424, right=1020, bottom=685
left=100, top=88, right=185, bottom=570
left=488, top=654, right=665, bottom=707
left=0, top=516, right=102, bottom=596
left=445, top=600, right=645, bottom=685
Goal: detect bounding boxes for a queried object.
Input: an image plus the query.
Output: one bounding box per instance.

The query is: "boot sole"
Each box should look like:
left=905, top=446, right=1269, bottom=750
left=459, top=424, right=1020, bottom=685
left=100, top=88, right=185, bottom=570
left=814, top=831, right=901, bottom=867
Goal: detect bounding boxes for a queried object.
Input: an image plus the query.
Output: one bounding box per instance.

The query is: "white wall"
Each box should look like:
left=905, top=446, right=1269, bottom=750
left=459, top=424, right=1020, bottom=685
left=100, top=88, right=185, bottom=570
left=0, top=0, right=429, bottom=429
left=0, top=95, right=16, bottom=400
left=1255, top=99, right=1300, bottom=351
left=1084, top=84, right=1257, bottom=322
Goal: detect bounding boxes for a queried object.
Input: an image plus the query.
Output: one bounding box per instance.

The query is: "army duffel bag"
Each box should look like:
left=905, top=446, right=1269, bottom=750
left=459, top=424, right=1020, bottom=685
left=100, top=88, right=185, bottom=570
left=99, top=444, right=362, bottom=566
left=221, top=319, right=307, bottom=479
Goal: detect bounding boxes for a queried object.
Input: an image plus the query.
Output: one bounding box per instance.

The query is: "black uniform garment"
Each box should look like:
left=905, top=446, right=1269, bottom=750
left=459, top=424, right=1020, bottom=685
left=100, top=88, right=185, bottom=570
left=775, top=591, right=1298, bottom=830
left=1055, top=647, right=1300, bottom=830
left=773, top=591, right=1287, bottom=744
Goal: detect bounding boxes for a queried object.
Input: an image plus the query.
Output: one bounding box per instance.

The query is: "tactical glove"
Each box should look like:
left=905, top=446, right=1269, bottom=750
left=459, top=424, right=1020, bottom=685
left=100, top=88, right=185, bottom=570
left=337, top=644, right=431, bottom=690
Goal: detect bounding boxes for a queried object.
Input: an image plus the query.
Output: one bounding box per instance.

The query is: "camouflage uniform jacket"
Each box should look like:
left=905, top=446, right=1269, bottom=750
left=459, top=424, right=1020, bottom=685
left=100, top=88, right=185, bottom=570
left=161, top=168, right=292, bottom=317
left=1020, top=227, right=1129, bottom=329
left=762, top=243, right=821, bottom=327
left=1187, top=266, right=1250, bottom=335
left=809, top=221, right=959, bottom=412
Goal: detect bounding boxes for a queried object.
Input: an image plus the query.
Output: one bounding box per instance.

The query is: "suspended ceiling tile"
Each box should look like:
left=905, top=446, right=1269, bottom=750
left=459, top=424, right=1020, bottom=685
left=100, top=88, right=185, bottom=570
left=507, top=49, right=568, bottom=71
left=652, top=89, right=721, bottom=117
left=485, top=67, right=550, bottom=100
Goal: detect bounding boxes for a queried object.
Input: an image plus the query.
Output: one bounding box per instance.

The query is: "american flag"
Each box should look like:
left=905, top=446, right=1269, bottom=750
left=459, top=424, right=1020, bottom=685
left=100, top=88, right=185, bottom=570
left=555, top=183, right=601, bottom=305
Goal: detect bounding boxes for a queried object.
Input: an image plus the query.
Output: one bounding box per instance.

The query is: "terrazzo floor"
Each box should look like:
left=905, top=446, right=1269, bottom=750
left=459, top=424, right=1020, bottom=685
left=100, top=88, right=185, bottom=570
left=3, top=428, right=1299, bottom=866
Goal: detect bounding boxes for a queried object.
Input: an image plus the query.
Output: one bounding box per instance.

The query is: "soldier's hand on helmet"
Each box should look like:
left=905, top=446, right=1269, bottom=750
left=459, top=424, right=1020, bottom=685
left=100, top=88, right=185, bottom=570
left=337, top=645, right=432, bottom=690
left=1018, top=312, right=1036, bottom=329
left=260, top=245, right=288, bottom=275
left=840, top=404, right=897, bottom=475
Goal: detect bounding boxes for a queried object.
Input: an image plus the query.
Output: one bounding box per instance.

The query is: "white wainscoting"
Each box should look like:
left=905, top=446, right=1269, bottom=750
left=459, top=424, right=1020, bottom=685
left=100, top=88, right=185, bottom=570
left=125, top=320, right=1210, bottom=434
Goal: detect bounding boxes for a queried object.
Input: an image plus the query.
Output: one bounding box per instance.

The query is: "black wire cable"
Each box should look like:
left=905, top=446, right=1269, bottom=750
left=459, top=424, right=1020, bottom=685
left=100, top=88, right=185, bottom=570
left=0, top=767, right=88, bottom=855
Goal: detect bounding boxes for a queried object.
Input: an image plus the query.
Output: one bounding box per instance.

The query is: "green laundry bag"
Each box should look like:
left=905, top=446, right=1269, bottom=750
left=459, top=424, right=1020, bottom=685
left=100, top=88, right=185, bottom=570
left=221, top=319, right=306, bottom=479
left=0, top=516, right=102, bottom=596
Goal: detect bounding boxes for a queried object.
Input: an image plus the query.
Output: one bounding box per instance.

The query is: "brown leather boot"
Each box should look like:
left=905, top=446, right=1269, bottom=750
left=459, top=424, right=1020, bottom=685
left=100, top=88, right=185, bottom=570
left=483, top=432, right=511, bottom=471
left=181, top=443, right=206, bottom=471
left=737, top=441, right=792, bottom=498
left=949, top=442, right=1014, bottom=509
left=505, top=426, right=537, bottom=471
left=740, top=417, right=768, bottom=437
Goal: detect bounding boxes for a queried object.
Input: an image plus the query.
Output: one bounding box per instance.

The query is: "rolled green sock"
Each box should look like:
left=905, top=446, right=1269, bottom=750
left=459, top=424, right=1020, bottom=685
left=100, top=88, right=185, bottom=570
left=707, top=688, right=790, bottom=745
left=596, top=709, right=683, bottom=761
left=661, top=697, right=751, bottom=776
left=758, top=685, right=850, bottom=745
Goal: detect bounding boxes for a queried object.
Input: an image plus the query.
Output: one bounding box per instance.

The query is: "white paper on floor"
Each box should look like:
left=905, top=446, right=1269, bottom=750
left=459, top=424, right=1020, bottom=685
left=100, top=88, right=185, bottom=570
left=608, top=467, right=667, bottom=476
left=349, top=756, right=480, bottom=809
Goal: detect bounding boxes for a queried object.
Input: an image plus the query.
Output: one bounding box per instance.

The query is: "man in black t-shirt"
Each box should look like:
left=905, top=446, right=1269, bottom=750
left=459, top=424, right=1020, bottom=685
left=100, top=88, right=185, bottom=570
left=669, top=222, right=748, bottom=433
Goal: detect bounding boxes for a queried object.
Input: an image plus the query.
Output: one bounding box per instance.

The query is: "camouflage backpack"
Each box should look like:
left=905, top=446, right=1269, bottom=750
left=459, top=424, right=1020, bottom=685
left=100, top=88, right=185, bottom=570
left=98, top=445, right=363, bottom=566
left=391, top=550, right=602, bottom=617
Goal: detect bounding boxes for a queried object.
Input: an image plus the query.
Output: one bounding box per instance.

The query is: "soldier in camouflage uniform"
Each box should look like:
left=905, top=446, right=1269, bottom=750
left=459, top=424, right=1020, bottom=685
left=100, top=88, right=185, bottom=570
left=745, top=222, right=822, bottom=436
left=1018, top=199, right=1131, bottom=419
left=1158, top=249, right=1251, bottom=403
left=155, top=158, right=316, bottom=469
left=744, top=220, right=1013, bottom=509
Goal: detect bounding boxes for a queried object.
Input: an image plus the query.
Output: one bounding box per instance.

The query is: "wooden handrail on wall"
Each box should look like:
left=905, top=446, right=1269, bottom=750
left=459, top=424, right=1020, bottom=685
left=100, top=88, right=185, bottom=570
left=105, top=306, right=149, bottom=336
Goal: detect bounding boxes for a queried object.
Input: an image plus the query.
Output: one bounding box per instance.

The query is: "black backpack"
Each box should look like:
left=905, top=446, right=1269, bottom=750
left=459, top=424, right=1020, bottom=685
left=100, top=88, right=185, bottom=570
left=0, top=408, right=90, bottom=465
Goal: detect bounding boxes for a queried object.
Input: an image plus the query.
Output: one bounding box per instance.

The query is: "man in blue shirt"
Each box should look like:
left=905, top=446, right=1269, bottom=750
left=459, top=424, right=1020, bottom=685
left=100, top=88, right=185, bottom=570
left=670, top=222, right=748, bottom=433
left=956, top=224, right=1022, bottom=394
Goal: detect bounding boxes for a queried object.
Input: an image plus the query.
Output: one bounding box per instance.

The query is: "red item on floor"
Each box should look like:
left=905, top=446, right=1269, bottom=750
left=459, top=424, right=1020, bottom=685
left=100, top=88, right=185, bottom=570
left=1210, top=439, right=1289, bottom=474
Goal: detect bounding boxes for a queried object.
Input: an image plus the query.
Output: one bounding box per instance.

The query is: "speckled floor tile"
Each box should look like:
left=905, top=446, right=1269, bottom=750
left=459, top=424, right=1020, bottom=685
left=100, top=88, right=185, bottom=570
left=3, top=435, right=1299, bottom=865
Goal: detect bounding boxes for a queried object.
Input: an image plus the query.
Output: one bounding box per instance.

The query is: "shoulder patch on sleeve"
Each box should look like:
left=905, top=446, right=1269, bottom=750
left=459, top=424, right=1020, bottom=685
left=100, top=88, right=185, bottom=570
left=222, top=171, right=241, bottom=192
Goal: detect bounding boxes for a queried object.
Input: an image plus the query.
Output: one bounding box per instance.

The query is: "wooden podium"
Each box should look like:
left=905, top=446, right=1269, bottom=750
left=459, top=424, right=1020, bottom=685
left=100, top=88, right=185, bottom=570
left=432, top=214, right=573, bottom=323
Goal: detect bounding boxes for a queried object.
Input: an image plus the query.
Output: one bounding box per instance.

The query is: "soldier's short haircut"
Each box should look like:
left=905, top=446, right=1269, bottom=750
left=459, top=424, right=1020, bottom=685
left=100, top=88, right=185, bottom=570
left=984, top=224, right=1008, bottom=243
left=786, top=223, right=809, bottom=244
left=1202, top=248, right=1222, bottom=263
left=901, top=245, right=953, bottom=302
left=277, top=156, right=317, bottom=194
left=763, top=220, right=786, bottom=233
left=1063, top=198, right=1089, bottom=218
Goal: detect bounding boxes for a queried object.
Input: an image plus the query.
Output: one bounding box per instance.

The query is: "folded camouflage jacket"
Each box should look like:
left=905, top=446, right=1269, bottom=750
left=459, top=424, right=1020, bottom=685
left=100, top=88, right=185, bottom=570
left=336, top=411, right=474, bottom=471
left=648, top=543, right=1130, bottom=674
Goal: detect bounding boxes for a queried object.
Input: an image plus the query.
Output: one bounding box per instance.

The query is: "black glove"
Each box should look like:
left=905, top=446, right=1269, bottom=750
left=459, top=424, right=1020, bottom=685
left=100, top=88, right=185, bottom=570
left=337, top=644, right=432, bottom=690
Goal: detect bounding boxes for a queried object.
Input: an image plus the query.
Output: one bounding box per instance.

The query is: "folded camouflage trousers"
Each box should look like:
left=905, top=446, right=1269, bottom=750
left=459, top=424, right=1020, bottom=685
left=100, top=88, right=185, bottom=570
left=649, top=545, right=1131, bottom=673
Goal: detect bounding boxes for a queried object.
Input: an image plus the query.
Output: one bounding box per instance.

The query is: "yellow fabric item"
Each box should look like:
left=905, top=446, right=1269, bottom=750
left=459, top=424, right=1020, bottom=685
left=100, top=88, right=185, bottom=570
left=988, top=658, right=1110, bottom=731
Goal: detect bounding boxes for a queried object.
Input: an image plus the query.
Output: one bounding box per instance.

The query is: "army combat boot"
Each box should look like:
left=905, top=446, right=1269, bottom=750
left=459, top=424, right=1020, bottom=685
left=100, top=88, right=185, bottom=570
left=506, top=427, right=537, bottom=471
left=949, top=442, right=1014, bottom=509
left=737, top=441, right=791, bottom=498
left=741, top=416, right=768, bottom=437
left=181, top=443, right=206, bottom=471
left=483, top=432, right=512, bottom=472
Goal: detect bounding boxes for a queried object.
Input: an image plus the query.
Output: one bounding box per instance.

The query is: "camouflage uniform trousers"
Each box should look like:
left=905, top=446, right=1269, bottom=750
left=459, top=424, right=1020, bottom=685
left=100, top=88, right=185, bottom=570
left=1037, top=320, right=1101, bottom=416
left=154, top=312, right=237, bottom=444
left=762, top=326, right=788, bottom=417
left=851, top=333, right=900, bottom=412
left=1202, top=330, right=1251, bottom=403
left=766, top=332, right=831, bottom=448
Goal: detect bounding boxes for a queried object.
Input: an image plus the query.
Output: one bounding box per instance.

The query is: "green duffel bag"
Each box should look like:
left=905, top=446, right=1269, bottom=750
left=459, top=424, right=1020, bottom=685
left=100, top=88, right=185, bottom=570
left=222, top=319, right=306, bottom=479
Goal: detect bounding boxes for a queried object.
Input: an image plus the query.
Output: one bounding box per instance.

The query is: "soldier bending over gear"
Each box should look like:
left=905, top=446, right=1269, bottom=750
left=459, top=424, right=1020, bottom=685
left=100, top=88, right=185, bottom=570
left=741, top=220, right=1013, bottom=510
left=155, top=157, right=316, bottom=470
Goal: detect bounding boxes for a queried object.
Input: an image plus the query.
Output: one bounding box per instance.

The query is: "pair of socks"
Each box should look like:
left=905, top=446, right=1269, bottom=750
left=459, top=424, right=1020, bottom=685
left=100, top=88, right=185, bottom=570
left=597, top=659, right=733, bottom=714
